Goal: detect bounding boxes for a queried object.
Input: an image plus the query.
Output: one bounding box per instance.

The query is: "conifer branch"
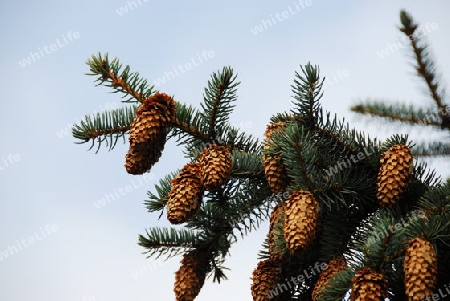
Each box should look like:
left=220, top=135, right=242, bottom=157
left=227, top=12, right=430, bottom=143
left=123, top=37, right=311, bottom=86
left=351, top=100, right=442, bottom=127
left=412, top=141, right=450, bottom=157
left=144, top=171, right=178, bottom=214
left=318, top=267, right=354, bottom=301
left=230, top=150, right=264, bottom=179
left=86, top=53, right=154, bottom=103
left=418, top=182, right=450, bottom=215
left=72, top=105, right=137, bottom=152
left=138, top=227, right=201, bottom=260
left=269, top=122, right=317, bottom=190
left=290, top=63, right=324, bottom=125
left=399, top=10, right=449, bottom=128
left=169, top=102, right=210, bottom=145
left=200, top=66, right=239, bottom=140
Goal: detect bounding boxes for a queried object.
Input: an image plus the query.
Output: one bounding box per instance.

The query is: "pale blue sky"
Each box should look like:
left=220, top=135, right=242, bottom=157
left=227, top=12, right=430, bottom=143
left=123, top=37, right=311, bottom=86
left=1, top=1, right=449, bottom=300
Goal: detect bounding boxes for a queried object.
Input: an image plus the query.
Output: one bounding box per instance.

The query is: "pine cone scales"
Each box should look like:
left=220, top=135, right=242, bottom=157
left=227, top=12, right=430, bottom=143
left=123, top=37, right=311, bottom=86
left=350, top=268, right=388, bottom=301
left=125, top=134, right=166, bottom=175
left=167, top=163, right=203, bottom=224
left=263, top=122, right=288, bottom=193
left=174, top=251, right=208, bottom=301
left=251, top=258, right=282, bottom=301
left=268, top=202, right=285, bottom=260
left=263, top=155, right=289, bottom=193
left=376, top=144, right=413, bottom=206
left=125, top=93, right=176, bottom=174
left=283, top=190, right=320, bottom=254
left=404, top=237, right=437, bottom=301
left=312, top=257, right=347, bottom=301
left=198, top=144, right=233, bottom=191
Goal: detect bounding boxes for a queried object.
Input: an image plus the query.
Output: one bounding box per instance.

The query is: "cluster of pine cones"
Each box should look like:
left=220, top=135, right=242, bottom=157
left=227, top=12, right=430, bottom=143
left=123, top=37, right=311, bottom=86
left=169, top=145, right=233, bottom=300
left=125, top=93, right=233, bottom=225
left=125, top=93, right=234, bottom=301
left=166, top=144, right=233, bottom=224
left=126, top=101, right=436, bottom=300
left=252, top=121, right=436, bottom=301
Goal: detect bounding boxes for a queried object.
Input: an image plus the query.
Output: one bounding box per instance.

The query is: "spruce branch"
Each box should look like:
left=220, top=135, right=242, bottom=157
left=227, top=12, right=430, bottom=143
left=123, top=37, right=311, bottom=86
left=318, top=267, right=354, bottom=301
left=351, top=100, right=442, bottom=128
left=317, top=111, right=382, bottom=169
left=418, top=181, right=450, bottom=215
left=410, top=141, right=450, bottom=157
left=230, top=150, right=264, bottom=179
left=138, top=227, right=201, bottom=260
left=72, top=104, right=137, bottom=152
left=268, top=122, right=317, bottom=190
left=399, top=10, right=450, bottom=128
left=86, top=52, right=154, bottom=103
left=144, top=171, right=178, bottom=215
left=200, top=66, right=239, bottom=140
left=210, top=257, right=229, bottom=283
left=290, top=63, right=324, bottom=125
left=169, top=102, right=210, bottom=146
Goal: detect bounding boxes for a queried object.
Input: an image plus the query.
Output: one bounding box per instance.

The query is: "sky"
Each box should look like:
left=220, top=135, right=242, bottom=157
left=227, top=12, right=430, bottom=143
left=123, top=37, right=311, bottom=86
left=1, top=1, right=450, bottom=300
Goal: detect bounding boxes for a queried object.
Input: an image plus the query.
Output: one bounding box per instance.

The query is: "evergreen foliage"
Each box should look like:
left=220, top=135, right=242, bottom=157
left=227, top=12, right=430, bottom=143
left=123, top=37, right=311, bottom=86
left=352, top=9, right=450, bottom=157
left=73, top=9, right=450, bottom=301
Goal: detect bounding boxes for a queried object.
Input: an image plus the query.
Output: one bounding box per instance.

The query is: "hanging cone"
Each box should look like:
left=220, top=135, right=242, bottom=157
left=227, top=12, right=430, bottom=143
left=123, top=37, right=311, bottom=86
left=350, top=268, right=388, bottom=301
left=376, top=144, right=413, bottom=207
left=268, top=201, right=286, bottom=260
left=251, top=258, right=282, bottom=301
left=283, top=190, right=320, bottom=254
left=262, top=122, right=289, bottom=193
left=125, top=134, right=166, bottom=175
left=198, top=144, right=233, bottom=191
left=312, top=257, right=347, bottom=301
left=174, top=250, right=208, bottom=301
left=404, top=237, right=437, bottom=301
left=167, top=163, right=203, bottom=224
left=125, top=93, right=176, bottom=174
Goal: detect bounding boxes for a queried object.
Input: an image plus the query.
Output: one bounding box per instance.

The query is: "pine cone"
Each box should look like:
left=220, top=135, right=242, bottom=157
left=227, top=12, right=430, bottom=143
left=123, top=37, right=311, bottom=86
left=404, top=237, right=437, bottom=301
left=251, top=258, right=282, bottom=301
left=262, top=122, right=289, bottom=193
left=312, top=257, right=347, bottom=301
left=283, top=190, right=320, bottom=254
left=350, top=268, right=388, bottom=301
left=125, top=93, right=176, bottom=174
left=174, top=250, right=208, bottom=301
left=198, top=144, right=233, bottom=191
left=268, top=201, right=286, bottom=260
left=125, top=134, right=166, bottom=175
left=376, top=144, right=413, bottom=206
left=167, top=163, right=203, bottom=224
